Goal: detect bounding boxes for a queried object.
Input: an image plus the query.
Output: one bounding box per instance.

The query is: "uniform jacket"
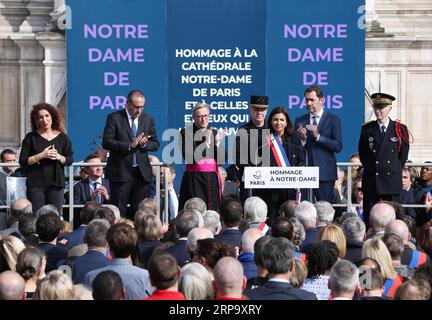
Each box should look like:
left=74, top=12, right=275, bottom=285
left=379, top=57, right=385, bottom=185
left=358, top=119, right=409, bottom=194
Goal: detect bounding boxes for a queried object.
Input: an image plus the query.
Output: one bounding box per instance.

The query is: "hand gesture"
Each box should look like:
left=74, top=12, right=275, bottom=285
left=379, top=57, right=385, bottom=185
left=131, top=133, right=145, bottom=149
left=215, top=128, right=227, bottom=144
left=47, top=145, right=59, bottom=160
left=98, top=185, right=110, bottom=200
left=297, top=125, right=307, bottom=140
left=305, top=124, right=319, bottom=139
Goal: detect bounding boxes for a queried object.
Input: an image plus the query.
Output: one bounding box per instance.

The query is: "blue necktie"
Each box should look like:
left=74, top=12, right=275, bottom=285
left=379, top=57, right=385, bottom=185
left=131, top=117, right=138, bottom=167
left=93, top=182, right=102, bottom=203
left=312, top=115, right=317, bottom=126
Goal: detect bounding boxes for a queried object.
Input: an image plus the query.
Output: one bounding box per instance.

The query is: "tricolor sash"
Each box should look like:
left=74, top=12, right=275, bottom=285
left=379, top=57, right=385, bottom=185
left=409, top=250, right=428, bottom=269
left=265, top=133, right=291, bottom=167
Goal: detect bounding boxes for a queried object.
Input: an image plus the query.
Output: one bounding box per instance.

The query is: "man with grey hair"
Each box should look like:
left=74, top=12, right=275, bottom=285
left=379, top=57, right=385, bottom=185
left=244, top=196, right=270, bottom=235
left=179, top=102, right=225, bottom=212
left=385, top=219, right=430, bottom=268
left=342, top=217, right=366, bottom=266
left=213, top=257, right=246, bottom=300
left=104, top=204, right=121, bottom=223
left=165, top=209, right=200, bottom=267
left=203, top=210, right=221, bottom=235
left=187, top=227, right=214, bottom=258
left=184, top=197, right=206, bottom=226
left=36, top=204, right=59, bottom=218
left=238, top=228, right=262, bottom=279
left=0, top=271, right=25, bottom=300
left=72, top=219, right=111, bottom=284
left=295, top=201, right=318, bottom=254
left=369, top=202, right=396, bottom=238
left=244, top=237, right=316, bottom=300
left=0, top=198, right=32, bottom=238
left=329, top=259, right=359, bottom=300
left=315, top=200, right=335, bottom=227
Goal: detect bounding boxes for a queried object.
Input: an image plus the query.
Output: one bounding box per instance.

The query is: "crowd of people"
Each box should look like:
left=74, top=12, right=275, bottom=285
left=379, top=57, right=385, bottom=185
left=0, top=86, right=431, bottom=300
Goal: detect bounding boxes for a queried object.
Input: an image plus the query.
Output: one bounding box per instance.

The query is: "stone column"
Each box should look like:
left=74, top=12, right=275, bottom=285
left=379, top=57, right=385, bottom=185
left=19, top=0, right=53, bottom=33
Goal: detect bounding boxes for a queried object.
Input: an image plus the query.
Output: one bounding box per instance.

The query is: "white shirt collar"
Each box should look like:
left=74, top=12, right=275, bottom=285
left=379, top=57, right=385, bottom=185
left=377, top=118, right=390, bottom=129
left=310, top=108, right=324, bottom=119
left=89, top=177, right=102, bottom=186
left=268, top=278, right=290, bottom=284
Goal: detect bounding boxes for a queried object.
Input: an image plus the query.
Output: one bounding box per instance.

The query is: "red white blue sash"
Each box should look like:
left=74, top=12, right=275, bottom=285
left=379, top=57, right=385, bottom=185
left=265, top=133, right=291, bottom=167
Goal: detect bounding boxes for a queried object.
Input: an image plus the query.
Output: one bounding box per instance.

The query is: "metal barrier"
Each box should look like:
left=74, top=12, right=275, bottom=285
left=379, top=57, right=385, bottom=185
left=0, top=162, right=431, bottom=224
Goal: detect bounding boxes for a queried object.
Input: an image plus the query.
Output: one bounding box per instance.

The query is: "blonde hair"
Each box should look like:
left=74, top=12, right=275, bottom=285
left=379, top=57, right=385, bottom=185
left=74, top=284, right=93, bottom=300
left=33, top=270, right=76, bottom=300
left=1, top=236, right=25, bottom=271
left=317, top=224, right=346, bottom=258
left=290, top=259, right=308, bottom=288
left=362, top=238, right=397, bottom=280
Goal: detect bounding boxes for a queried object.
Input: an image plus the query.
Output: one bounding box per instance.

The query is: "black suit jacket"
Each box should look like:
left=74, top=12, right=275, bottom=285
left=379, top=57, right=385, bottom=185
left=215, top=228, right=242, bottom=248
left=244, top=280, right=317, bottom=300
left=37, top=242, right=68, bottom=272
left=358, top=119, right=409, bottom=195
left=102, top=109, right=159, bottom=183
left=73, top=178, right=111, bottom=204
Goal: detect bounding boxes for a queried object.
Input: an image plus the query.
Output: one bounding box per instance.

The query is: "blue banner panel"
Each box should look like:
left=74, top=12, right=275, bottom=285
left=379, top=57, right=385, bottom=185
left=266, top=0, right=365, bottom=161
left=66, top=0, right=166, bottom=162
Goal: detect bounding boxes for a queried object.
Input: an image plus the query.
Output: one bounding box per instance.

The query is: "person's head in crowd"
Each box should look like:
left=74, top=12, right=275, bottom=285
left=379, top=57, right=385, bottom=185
left=417, top=220, right=432, bottom=255
left=289, top=217, right=306, bottom=248
left=278, top=200, right=298, bottom=218
left=184, top=197, right=207, bottom=216
left=36, top=204, right=59, bottom=218
left=295, top=201, right=317, bottom=229
left=213, top=257, right=246, bottom=299
left=33, top=270, right=76, bottom=300
left=362, top=238, right=397, bottom=280
left=0, top=271, right=25, bottom=300
left=135, top=210, right=162, bottom=241
left=104, top=205, right=121, bottom=223
left=179, top=262, right=214, bottom=300
left=243, top=196, right=267, bottom=224
left=148, top=252, right=181, bottom=292
left=359, top=267, right=385, bottom=298
left=271, top=217, right=294, bottom=240
left=203, top=210, right=221, bottom=235
left=194, top=238, right=236, bottom=274
left=290, top=259, right=308, bottom=288
left=413, top=267, right=432, bottom=297
left=419, top=163, right=432, bottom=185
left=349, top=152, right=362, bottom=179
left=36, top=212, right=62, bottom=243
left=218, top=197, right=243, bottom=229
left=84, top=219, right=110, bottom=250
left=262, top=237, right=296, bottom=279
left=175, top=209, right=200, bottom=238
left=360, top=257, right=382, bottom=271
left=384, top=201, right=406, bottom=220
left=60, top=220, right=72, bottom=234
left=253, top=235, right=272, bottom=277
left=0, top=149, right=17, bottom=175
left=369, top=202, right=396, bottom=232
left=329, top=259, right=359, bottom=300
left=138, top=198, right=156, bottom=214
left=226, top=164, right=240, bottom=185
left=80, top=200, right=102, bottom=225
left=16, top=247, right=46, bottom=294
left=18, top=214, right=37, bottom=238
left=340, top=212, right=358, bottom=224
left=0, top=235, right=26, bottom=272
left=92, top=270, right=125, bottom=300
left=317, top=224, right=346, bottom=258
left=160, top=163, right=176, bottom=188
left=402, top=216, right=416, bottom=242
left=82, top=154, right=104, bottom=181
left=153, top=241, right=175, bottom=254
left=385, top=219, right=410, bottom=244
left=30, top=102, right=65, bottom=133
left=93, top=206, right=116, bottom=226
left=9, top=198, right=32, bottom=225
left=352, top=178, right=363, bottom=204
left=306, top=240, right=339, bottom=278
left=240, top=228, right=262, bottom=254
left=402, top=167, right=412, bottom=190
left=383, top=233, right=404, bottom=262
left=106, top=223, right=138, bottom=259
left=187, top=227, right=214, bottom=259
left=315, top=201, right=335, bottom=226
left=74, top=284, right=93, bottom=300
left=219, top=166, right=227, bottom=186
left=394, top=278, right=432, bottom=300
left=191, top=102, right=211, bottom=129
left=342, top=217, right=366, bottom=243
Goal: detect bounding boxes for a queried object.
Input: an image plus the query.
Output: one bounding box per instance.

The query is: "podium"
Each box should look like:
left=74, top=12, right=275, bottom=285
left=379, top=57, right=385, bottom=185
left=244, top=167, right=319, bottom=201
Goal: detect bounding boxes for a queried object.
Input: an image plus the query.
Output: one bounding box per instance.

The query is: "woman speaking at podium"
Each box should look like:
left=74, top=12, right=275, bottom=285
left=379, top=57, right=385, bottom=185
left=264, top=107, right=305, bottom=225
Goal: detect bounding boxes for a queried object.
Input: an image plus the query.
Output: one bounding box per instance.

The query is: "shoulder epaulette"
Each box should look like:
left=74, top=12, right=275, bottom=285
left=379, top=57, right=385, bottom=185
left=395, top=119, right=407, bottom=127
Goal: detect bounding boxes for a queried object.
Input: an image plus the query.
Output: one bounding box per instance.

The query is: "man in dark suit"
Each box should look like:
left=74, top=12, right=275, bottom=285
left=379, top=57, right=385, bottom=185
left=215, top=198, right=243, bottom=249
left=244, top=237, right=317, bottom=300
left=72, top=219, right=111, bottom=284
left=102, top=90, right=159, bottom=219
left=400, top=167, right=416, bottom=221
left=74, top=154, right=111, bottom=205
left=358, top=92, right=409, bottom=228
left=295, top=85, right=343, bottom=203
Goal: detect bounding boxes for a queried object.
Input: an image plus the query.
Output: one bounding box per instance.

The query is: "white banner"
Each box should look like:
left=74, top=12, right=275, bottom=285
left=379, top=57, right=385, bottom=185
left=244, top=166, right=319, bottom=189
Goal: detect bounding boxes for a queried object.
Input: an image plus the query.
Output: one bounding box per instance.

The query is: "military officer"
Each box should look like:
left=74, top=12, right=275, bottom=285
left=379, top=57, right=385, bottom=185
left=358, top=92, right=410, bottom=228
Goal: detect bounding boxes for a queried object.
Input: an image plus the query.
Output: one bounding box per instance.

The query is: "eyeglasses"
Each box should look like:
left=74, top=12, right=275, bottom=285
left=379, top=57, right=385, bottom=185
left=194, top=114, right=209, bottom=120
